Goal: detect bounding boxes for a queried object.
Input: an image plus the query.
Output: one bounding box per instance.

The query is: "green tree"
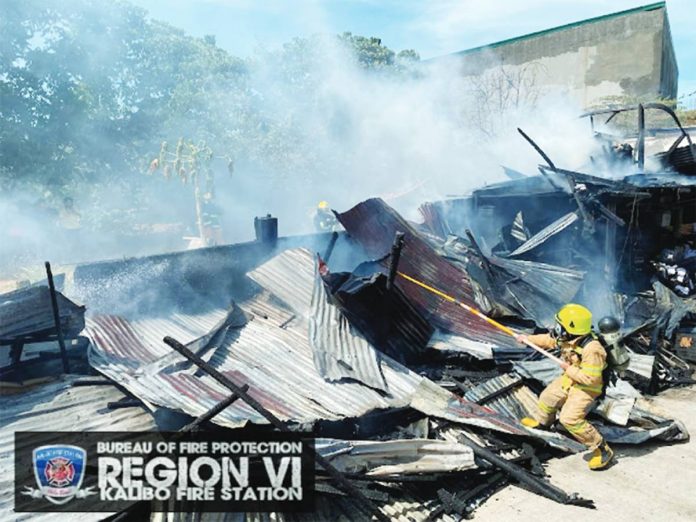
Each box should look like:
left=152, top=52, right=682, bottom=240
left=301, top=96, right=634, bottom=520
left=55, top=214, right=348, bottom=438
left=1, top=0, right=421, bottom=221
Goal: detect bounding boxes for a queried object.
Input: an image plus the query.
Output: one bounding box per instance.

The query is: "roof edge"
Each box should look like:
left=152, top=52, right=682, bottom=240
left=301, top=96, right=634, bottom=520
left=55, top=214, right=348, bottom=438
left=451, top=2, right=666, bottom=57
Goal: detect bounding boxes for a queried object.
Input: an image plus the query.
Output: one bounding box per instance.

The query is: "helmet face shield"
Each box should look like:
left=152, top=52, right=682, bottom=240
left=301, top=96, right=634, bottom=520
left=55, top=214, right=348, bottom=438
left=552, top=321, right=570, bottom=341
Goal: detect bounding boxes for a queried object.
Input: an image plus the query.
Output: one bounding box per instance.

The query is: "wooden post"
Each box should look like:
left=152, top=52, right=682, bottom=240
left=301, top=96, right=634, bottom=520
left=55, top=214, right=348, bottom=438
left=45, top=261, right=70, bottom=374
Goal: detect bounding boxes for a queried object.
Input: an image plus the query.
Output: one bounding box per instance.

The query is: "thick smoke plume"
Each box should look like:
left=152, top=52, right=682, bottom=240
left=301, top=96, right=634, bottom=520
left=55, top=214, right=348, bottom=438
left=1, top=2, right=604, bottom=278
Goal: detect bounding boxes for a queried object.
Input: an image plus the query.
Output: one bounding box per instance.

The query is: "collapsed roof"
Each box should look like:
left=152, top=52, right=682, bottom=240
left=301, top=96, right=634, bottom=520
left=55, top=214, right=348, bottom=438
left=1, top=110, right=694, bottom=519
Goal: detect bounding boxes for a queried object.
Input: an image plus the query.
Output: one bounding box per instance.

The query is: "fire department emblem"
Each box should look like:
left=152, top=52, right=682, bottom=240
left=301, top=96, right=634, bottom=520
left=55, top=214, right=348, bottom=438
left=22, top=445, right=95, bottom=504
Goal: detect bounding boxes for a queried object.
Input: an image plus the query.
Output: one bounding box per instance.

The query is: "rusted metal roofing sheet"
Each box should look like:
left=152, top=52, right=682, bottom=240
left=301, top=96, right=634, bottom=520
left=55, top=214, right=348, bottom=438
left=433, top=234, right=584, bottom=328
left=85, top=249, right=533, bottom=437
left=0, top=375, right=156, bottom=522
left=85, top=298, right=419, bottom=428
left=321, top=268, right=433, bottom=364
left=248, top=248, right=386, bottom=391
left=86, top=303, right=527, bottom=435
left=336, top=198, right=514, bottom=348
left=462, top=374, right=586, bottom=453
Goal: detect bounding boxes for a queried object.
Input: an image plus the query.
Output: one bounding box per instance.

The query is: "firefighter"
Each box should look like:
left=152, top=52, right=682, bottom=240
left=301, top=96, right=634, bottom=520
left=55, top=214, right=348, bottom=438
left=313, top=201, right=339, bottom=232
left=517, top=304, right=614, bottom=470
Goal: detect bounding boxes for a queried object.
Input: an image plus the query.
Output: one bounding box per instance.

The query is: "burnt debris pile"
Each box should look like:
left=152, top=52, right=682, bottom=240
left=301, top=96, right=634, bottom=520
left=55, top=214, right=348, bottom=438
left=2, top=108, right=695, bottom=520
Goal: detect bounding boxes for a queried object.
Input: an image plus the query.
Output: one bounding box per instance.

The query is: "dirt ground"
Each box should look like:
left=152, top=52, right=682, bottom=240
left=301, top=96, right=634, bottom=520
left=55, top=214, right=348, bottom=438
left=476, top=385, right=696, bottom=522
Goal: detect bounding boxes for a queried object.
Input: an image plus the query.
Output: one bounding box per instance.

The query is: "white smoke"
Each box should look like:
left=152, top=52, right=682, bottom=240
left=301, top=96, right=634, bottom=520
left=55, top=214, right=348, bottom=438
left=1, top=3, right=610, bottom=277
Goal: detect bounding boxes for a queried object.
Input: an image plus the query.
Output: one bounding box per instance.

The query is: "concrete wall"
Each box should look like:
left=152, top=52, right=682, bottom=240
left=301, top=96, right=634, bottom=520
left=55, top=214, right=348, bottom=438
left=450, top=5, right=678, bottom=109
left=660, top=14, right=679, bottom=99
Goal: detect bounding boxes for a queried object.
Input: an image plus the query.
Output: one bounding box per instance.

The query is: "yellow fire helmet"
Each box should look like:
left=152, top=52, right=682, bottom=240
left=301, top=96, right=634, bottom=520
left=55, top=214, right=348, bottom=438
left=318, top=201, right=330, bottom=210
left=555, top=303, right=592, bottom=336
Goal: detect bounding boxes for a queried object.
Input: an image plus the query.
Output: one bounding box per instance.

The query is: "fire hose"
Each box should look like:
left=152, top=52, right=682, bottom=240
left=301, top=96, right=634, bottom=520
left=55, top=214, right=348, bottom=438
left=397, top=271, right=566, bottom=367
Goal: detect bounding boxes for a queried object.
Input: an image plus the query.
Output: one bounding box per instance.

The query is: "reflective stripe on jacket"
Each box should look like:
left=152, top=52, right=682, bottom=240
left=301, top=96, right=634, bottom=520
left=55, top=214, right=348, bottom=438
left=527, top=333, right=607, bottom=396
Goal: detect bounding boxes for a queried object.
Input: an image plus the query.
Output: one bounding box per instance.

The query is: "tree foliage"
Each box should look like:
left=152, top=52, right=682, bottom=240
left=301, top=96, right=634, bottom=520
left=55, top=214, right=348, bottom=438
left=0, top=0, right=420, bottom=201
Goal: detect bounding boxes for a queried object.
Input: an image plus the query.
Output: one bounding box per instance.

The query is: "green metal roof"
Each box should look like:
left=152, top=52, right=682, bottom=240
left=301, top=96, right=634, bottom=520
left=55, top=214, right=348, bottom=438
left=454, top=2, right=666, bottom=56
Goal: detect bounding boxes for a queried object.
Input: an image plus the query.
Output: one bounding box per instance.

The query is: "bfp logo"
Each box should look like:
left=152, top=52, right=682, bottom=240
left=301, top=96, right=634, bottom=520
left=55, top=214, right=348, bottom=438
left=22, top=445, right=95, bottom=504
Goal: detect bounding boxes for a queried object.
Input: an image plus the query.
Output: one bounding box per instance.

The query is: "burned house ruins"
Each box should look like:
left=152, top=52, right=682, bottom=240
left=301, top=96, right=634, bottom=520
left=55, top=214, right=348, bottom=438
left=1, top=107, right=695, bottom=520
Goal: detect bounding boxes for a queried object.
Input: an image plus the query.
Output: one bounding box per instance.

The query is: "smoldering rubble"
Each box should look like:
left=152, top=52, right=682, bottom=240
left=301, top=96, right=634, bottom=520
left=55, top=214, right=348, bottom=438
left=1, top=106, right=695, bottom=520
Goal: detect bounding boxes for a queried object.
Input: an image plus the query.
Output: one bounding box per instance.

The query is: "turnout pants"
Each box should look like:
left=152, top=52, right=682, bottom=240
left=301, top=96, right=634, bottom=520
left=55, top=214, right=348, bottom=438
left=534, top=375, right=604, bottom=450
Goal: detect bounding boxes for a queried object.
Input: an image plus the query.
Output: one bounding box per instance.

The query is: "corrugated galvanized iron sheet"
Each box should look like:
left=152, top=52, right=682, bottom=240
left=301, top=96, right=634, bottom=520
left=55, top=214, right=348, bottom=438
left=85, top=248, right=532, bottom=437
left=310, top=266, right=387, bottom=391
left=249, top=249, right=386, bottom=391
left=627, top=352, right=655, bottom=379
left=0, top=376, right=156, bottom=522
left=464, top=373, right=537, bottom=421
left=336, top=198, right=514, bottom=348
left=427, top=330, right=494, bottom=359
left=463, top=373, right=586, bottom=453
left=85, top=301, right=419, bottom=428
left=0, top=285, right=85, bottom=343
left=87, top=306, right=528, bottom=436
left=247, top=247, right=316, bottom=318
left=509, top=211, right=579, bottom=256
left=315, top=438, right=476, bottom=476
left=435, top=234, right=584, bottom=327
left=321, top=268, right=433, bottom=364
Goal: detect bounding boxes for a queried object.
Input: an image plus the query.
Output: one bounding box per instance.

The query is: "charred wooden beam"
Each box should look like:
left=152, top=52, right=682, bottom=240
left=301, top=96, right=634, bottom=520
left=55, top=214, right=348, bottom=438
left=637, top=103, right=645, bottom=170
left=465, top=229, right=495, bottom=281
left=455, top=432, right=595, bottom=508
left=163, top=335, right=389, bottom=522
left=323, top=231, right=339, bottom=262
left=9, top=341, right=23, bottom=366
left=386, top=231, right=405, bottom=291
left=45, top=261, right=70, bottom=374
left=71, top=378, right=114, bottom=386
left=180, top=385, right=249, bottom=432
left=107, top=398, right=143, bottom=409
left=474, top=378, right=524, bottom=405
left=517, top=127, right=557, bottom=171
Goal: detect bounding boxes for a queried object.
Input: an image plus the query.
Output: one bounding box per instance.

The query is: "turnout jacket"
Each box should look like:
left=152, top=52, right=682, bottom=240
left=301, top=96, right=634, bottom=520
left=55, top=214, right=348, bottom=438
left=528, top=333, right=607, bottom=396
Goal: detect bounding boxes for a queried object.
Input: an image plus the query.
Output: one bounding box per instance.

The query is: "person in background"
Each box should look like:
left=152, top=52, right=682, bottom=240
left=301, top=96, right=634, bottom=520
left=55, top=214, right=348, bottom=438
left=58, top=197, right=81, bottom=230
left=313, top=201, right=339, bottom=232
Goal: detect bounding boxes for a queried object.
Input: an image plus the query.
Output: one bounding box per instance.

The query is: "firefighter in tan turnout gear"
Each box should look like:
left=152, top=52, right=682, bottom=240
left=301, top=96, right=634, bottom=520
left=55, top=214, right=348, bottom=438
left=517, top=304, right=615, bottom=470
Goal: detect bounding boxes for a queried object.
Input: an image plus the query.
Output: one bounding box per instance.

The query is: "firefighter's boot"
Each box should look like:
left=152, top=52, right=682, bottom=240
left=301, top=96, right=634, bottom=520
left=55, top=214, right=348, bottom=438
left=521, top=417, right=541, bottom=429
left=588, top=441, right=614, bottom=470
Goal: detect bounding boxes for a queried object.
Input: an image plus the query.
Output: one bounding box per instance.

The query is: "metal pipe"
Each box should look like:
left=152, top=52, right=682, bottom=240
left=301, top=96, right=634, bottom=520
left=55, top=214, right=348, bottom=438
left=162, top=335, right=389, bottom=521
left=386, top=232, right=405, bottom=291
left=45, top=261, right=70, bottom=374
